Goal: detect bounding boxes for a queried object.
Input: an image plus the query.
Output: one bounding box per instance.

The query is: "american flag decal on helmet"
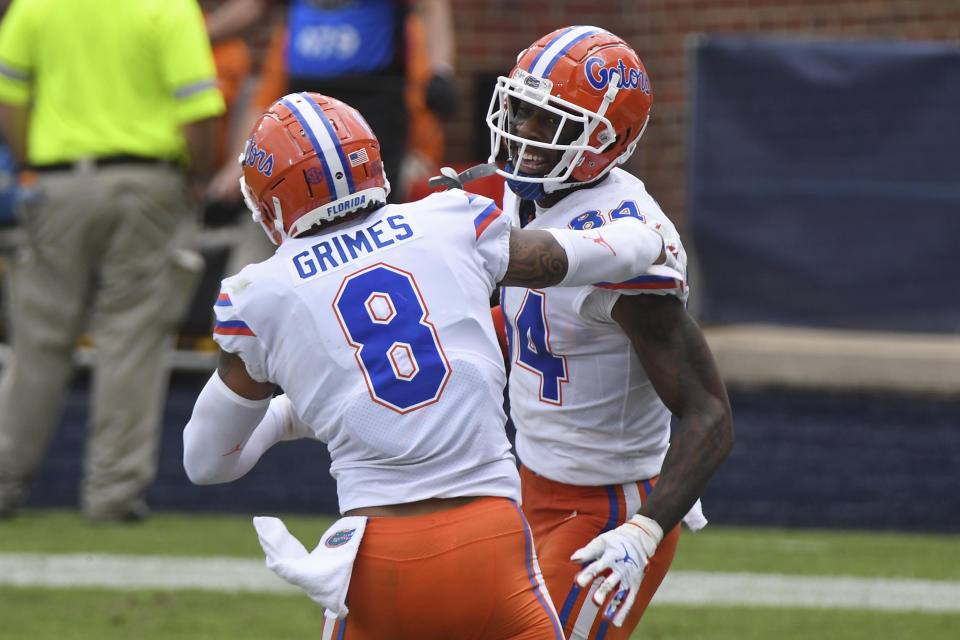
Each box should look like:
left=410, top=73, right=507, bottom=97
left=348, top=148, right=369, bottom=167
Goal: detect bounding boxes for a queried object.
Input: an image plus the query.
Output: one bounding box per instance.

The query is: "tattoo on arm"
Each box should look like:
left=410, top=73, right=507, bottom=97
left=500, top=228, right=568, bottom=288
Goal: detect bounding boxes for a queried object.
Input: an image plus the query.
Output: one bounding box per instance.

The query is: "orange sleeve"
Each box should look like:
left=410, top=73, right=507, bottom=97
left=404, top=12, right=443, bottom=166
left=212, top=38, right=253, bottom=107
left=251, top=24, right=290, bottom=111
left=211, top=39, right=253, bottom=165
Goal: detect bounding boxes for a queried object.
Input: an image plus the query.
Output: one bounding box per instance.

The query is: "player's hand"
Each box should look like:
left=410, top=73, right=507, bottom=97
left=570, top=514, right=663, bottom=627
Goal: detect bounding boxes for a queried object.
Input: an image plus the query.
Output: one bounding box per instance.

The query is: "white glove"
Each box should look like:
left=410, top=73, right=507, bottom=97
left=570, top=514, right=663, bottom=627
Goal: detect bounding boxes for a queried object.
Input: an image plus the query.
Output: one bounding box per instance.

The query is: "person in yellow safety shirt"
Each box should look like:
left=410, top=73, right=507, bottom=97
left=0, top=0, right=225, bottom=522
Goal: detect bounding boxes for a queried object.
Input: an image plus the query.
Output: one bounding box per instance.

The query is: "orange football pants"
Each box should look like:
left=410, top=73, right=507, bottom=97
left=320, top=496, right=564, bottom=640
left=519, top=465, right=681, bottom=640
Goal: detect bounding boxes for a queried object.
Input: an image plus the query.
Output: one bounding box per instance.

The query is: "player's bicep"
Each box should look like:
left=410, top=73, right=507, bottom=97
left=216, top=350, right=275, bottom=401
left=610, top=294, right=725, bottom=416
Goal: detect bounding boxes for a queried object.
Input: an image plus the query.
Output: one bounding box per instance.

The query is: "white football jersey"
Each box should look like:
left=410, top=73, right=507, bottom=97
left=501, top=168, right=689, bottom=486
left=213, top=190, right=521, bottom=513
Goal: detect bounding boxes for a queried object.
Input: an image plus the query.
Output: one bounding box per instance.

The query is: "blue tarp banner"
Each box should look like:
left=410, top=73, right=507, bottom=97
left=689, top=36, right=960, bottom=332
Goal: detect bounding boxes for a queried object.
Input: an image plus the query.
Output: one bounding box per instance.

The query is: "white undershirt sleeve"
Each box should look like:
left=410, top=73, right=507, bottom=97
left=546, top=217, right=664, bottom=287
left=183, top=373, right=311, bottom=485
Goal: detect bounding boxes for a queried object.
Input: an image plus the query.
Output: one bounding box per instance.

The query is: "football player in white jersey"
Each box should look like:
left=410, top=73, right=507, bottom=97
left=181, top=91, right=676, bottom=638
left=484, top=26, right=735, bottom=639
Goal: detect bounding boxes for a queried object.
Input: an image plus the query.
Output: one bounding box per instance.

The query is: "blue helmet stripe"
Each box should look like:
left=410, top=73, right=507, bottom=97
left=279, top=95, right=339, bottom=198
left=299, top=93, right=356, bottom=194
left=278, top=94, right=354, bottom=200
left=528, top=25, right=606, bottom=78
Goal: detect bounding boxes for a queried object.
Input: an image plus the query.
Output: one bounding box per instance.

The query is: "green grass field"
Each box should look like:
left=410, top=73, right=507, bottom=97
left=2, top=509, right=959, bottom=639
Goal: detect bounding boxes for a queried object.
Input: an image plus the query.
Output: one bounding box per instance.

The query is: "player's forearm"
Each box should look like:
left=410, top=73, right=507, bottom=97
left=183, top=371, right=271, bottom=484
left=223, top=395, right=314, bottom=476
left=613, top=295, right=734, bottom=531
left=637, top=398, right=733, bottom=531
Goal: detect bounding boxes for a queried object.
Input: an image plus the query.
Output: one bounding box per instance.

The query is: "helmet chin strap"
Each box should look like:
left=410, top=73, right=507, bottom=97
left=504, top=161, right=607, bottom=200
left=504, top=162, right=548, bottom=199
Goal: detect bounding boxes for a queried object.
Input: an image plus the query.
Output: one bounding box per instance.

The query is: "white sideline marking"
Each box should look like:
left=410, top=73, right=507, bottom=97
left=0, top=553, right=297, bottom=594
left=1, top=553, right=959, bottom=613
left=654, top=571, right=960, bottom=613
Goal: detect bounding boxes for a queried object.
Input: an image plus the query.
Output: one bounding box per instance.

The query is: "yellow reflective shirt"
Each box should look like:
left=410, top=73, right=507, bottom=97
left=0, top=0, right=225, bottom=165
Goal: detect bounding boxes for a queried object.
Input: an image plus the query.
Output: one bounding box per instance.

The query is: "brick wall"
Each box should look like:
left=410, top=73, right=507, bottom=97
left=448, top=0, right=960, bottom=234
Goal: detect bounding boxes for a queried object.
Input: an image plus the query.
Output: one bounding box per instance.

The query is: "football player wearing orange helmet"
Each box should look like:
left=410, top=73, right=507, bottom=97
left=487, top=26, right=653, bottom=199
left=182, top=91, right=676, bottom=637
left=486, top=27, right=735, bottom=639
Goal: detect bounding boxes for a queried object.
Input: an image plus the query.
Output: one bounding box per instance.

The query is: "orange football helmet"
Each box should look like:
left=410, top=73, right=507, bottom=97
left=240, top=92, right=390, bottom=245
left=486, top=26, right=653, bottom=197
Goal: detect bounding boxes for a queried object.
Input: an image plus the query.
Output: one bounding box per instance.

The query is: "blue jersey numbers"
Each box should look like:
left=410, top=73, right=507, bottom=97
left=512, top=290, right=567, bottom=405
left=334, top=264, right=450, bottom=413
left=568, top=200, right=645, bottom=229
left=568, top=210, right=604, bottom=230
left=608, top=200, right=645, bottom=223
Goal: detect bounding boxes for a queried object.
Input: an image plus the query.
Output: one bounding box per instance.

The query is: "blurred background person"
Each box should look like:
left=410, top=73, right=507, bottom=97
left=204, top=1, right=255, bottom=198
left=0, top=0, right=224, bottom=522
left=202, top=0, right=460, bottom=274
left=186, top=0, right=257, bottom=236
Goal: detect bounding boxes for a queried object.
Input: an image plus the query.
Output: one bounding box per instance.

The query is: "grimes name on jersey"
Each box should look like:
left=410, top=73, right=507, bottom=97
left=290, top=214, right=417, bottom=283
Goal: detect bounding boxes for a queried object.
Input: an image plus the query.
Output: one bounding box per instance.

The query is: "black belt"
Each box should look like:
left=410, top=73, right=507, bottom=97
left=30, top=154, right=176, bottom=173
